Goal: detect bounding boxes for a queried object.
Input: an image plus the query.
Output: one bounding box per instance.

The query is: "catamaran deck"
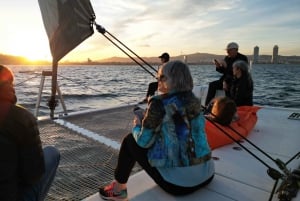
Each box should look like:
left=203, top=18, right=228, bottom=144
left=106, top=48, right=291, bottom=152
left=38, top=105, right=300, bottom=201
left=39, top=105, right=141, bottom=200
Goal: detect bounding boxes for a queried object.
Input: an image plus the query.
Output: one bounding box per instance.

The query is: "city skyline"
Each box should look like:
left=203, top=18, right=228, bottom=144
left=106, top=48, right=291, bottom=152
left=253, top=45, right=282, bottom=64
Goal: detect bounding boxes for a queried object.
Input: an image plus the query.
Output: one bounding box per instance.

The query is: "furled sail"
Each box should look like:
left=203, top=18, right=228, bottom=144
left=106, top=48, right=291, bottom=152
left=38, top=0, right=95, bottom=117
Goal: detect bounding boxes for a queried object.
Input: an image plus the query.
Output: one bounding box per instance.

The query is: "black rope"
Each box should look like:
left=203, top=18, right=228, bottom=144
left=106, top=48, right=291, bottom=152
left=94, top=23, right=157, bottom=78
left=269, top=179, right=279, bottom=201
left=105, top=30, right=157, bottom=73
left=15, top=73, right=41, bottom=86
left=203, top=105, right=296, bottom=175
left=284, top=151, right=300, bottom=166
left=227, top=121, right=291, bottom=176
left=205, top=115, right=276, bottom=171
left=202, top=105, right=300, bottom=200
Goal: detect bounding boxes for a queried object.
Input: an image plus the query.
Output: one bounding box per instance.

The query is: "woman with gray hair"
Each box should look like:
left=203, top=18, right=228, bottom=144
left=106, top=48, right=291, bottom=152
left=228, top=60, right=254, bottom=106
left=99, top=60, right=214, bottom=200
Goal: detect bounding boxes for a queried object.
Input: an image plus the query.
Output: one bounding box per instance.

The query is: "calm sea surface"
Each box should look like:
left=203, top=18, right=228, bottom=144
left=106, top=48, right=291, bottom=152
left=8, top=64, right=300, bottom=116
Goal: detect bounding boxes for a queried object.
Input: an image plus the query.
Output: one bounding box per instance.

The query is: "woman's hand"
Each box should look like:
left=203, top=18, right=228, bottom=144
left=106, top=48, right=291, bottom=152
left=133, top=107, right=144, bottom=126
left=133, top=116, right=141, bottom=127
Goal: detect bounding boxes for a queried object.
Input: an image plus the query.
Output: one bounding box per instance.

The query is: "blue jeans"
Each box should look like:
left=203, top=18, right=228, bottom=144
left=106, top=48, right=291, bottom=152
left=22, top=146, right=60, bottom=201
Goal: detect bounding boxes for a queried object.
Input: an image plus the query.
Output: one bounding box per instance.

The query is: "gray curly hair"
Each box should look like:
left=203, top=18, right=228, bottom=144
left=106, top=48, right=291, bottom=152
left=161, top=60, right=193, bottom=91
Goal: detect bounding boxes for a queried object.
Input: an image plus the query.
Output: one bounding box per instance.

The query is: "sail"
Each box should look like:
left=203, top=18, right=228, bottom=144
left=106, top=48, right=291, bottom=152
left=38, top=0, right=95, bottom=118
left=38, top=0, right=95, bottom=62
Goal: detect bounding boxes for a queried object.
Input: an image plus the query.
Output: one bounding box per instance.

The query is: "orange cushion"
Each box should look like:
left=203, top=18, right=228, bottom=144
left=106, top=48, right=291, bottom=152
left=205, top=106, right=261, bottom=150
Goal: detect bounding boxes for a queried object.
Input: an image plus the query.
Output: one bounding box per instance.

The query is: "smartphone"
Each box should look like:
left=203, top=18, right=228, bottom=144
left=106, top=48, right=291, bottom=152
left=214, top=59, right=220, bottom=65
left=133, top=106, right=144, bottom=121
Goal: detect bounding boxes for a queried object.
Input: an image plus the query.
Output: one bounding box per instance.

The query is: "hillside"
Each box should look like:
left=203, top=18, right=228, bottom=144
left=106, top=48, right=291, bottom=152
left=0, top=53, right=29, bottom=65
left=1, top=52, right=300, bottom=65
left=1, top=52, right=226, bottom=65
left=96, top=52, right=226, bottom=65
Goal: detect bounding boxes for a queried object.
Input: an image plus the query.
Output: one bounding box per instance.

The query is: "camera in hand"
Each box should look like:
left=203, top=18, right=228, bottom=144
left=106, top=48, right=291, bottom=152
left=133, top=106, right=144, bottom=121
left=214, top=59, right=220, bottom=66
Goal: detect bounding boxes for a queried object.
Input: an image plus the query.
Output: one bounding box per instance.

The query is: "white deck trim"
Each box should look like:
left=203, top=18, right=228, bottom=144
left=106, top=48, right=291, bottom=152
left=83, top=106, right=300, bottom=201
left=54, top=119, right=121, bottom=150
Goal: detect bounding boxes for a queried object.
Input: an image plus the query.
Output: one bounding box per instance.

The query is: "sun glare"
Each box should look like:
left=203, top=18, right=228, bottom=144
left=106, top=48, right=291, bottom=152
left=8, top=32, right=51, bottom=62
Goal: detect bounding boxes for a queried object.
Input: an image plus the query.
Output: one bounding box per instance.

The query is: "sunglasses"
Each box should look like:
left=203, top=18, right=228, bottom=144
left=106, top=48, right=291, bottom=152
left=156, top=74, right=167, bottom=82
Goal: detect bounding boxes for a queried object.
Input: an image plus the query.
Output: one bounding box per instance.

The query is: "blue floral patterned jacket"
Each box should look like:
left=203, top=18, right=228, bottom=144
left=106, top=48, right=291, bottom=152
left=132, top=91, right=211, bottom=168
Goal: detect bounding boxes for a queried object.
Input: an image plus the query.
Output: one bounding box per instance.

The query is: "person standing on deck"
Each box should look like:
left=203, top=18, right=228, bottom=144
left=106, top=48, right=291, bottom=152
left=0, top=65, right=60, bottom=201
left=139, top=52, right=170, bottom=104
left=99, top=60, right=214, bottom=201
left=205, top=42, right=248, bottom=106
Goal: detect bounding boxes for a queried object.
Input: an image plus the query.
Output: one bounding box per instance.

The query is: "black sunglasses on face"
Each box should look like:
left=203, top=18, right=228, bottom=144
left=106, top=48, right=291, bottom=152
left=156, top=74, right=167, bottom=82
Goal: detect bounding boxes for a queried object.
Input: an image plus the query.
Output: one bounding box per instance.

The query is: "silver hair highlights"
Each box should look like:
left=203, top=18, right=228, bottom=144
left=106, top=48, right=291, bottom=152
left=161, top=60, right=193, bottom=91
left=233, top=60, right=249, bottom=73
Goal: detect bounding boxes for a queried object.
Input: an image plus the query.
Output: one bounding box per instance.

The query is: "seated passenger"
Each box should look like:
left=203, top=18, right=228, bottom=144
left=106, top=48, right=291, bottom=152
left=0, top=65, right=60, bottom=201
left=205, top=42, right=248, bottom=106
left=226, top=60, right=253, bottom=106
left=99, top=60, right=214, bottom=200
left=208, top=96, right=237, bottom=125
left=140, top=52, right=170, bottom=103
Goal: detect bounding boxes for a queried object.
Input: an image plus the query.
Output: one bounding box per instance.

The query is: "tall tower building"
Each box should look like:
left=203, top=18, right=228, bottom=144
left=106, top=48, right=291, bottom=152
left=253, top=46, right=259, bottom=64
left=272, top=45, right=279, bottom=64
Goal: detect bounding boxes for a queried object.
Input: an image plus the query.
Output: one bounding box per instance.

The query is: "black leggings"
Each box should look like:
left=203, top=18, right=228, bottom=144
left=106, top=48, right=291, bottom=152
left=205, top=79, right=223, bottom=106
left=114, top=133, right=214, bottom=195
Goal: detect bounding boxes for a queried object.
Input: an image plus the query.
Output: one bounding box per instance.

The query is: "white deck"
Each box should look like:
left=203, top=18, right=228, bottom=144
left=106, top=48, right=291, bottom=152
left=84, top=106, right=300, bottom=201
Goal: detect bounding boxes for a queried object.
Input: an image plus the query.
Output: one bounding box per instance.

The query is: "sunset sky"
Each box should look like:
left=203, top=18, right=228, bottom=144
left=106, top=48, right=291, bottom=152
left=1, top=0, right=300, bottom=62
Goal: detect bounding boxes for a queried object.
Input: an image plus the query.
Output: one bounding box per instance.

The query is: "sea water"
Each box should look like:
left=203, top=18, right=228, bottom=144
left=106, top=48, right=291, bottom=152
left=8, top=64, right=300, bottom=116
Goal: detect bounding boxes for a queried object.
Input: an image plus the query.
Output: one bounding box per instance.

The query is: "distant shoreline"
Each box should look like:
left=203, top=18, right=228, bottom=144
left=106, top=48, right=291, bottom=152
left=1, top=52, right=300, bottom=65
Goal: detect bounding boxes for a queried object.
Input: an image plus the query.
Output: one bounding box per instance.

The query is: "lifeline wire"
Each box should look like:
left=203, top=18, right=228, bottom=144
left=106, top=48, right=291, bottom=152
left=202, top=105, right=299, bottom=201
left=94, top=23, right=157, bottom=78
